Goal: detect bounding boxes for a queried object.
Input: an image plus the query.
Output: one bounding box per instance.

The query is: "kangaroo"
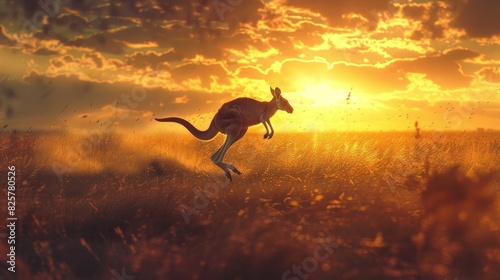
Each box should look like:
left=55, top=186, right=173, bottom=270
left=155, top=86, right=294, bottom=181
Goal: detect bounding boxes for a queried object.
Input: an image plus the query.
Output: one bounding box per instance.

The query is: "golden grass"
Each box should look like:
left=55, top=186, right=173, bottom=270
left=0, top=130, right=498, bottom=279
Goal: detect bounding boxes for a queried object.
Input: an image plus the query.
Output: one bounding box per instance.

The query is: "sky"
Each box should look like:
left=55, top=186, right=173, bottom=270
left=0, top=0, right=499, bottom=133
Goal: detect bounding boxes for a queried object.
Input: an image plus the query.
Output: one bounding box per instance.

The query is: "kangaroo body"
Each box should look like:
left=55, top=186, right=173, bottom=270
left=156, top=87, right=293, bottom=181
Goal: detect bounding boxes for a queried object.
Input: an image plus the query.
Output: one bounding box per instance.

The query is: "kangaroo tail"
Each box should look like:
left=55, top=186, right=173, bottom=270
left=155, top=116, right=218, bottom=140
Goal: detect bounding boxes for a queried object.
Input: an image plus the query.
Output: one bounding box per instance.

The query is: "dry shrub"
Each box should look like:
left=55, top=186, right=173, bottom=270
left=414, top=166, right=500, bottom=279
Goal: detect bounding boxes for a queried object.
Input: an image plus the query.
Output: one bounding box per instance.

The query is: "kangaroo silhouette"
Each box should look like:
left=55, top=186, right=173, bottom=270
left=156, top=86, right=294, bottom=181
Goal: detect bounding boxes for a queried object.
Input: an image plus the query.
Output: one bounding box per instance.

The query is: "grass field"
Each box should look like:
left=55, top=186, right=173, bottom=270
left=1, top=130, right=499, bottom=279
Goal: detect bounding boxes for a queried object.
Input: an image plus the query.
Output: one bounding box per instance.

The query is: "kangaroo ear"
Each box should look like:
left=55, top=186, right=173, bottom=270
left=270, top=86, right=275, bottom=97
left=274, top=87, right=281, bottom=98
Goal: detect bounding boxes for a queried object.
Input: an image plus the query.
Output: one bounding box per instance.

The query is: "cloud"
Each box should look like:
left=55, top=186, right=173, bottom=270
left=420, top=2, right=445, bottom=39
left=173, top=94, right=189, bottom=104
left=401, top=4, right=426, bottom=20
left=171, top=61, right=232, bottom=89
left=448, top=0, right=500, bottom=38
left=66, top=32, right=127, bottom=54
left=45, top=52, right=126, bottom=81
left=401, top=0, right=500, bottom=39
left=32, top=47, right=61, bottom=56
left=0, top=25, right=14, bottom=45
left=0, top=71, right=232, bottom=131
left=209, top=0, right=265, bottom=29
left=126, top=50, right=180, bottom=69
left=50, top=13, right=88, bottom=33
left=478, top=67, right=500, bottom=83
left=390, top=49, right=480, bottom=89
left=234, top=48, right=480, bottom=93
left=398, top=2, right=448, bottom=40
left=285, top=0, right=395, bottom=29
left=83, top=53, right=105, bottom=69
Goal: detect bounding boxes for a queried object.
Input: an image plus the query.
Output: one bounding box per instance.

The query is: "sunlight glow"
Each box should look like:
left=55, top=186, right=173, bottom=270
left=297, top=82, right=349, bottom=107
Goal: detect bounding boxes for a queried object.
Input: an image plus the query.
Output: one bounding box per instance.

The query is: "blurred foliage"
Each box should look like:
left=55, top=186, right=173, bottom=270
left=415, top=166, right=499, bottom=279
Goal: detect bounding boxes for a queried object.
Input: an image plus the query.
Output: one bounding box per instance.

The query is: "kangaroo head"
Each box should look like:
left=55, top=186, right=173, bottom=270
left=270, top=86, right=294, bottom=114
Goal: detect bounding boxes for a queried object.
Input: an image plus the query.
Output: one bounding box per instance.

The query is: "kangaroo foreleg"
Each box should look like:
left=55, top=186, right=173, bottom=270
left=260, top=114, right=271, bottom=139
left=266, top=120, right=274, bottom=139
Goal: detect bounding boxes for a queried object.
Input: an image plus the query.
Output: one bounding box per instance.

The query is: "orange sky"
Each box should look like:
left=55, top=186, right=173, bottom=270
left=0, top=0, right=499, bottom=133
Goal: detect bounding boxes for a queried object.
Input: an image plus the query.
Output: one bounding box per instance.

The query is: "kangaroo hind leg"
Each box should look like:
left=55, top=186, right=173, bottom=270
left=211, top=127, right=247, bottom=181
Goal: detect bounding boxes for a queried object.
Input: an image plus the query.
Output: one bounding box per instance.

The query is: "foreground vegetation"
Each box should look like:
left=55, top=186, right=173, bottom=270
left=0, top=131, right=499, bottom=279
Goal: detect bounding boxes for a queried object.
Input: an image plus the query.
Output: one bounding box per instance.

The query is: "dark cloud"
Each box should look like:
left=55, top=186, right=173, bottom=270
left=30, top=13, right=137, bottom=44
left=478, top=67, right=500, bottom=83
left=402, top=4, right=426, bottom=20
left=126, top=50, right=180, bottom=69
left=66, top=32, right=127, bottom=54
left=421, top=2, right=444, bottom=39
left=441, top=48, right=480, bottom=61
left=285, top=0, right=395, bottom=29
left=235, top=66, right=267, bottom=81
left=171, top=62, right=232, bottom=88
left=403, top=2, right=446, bottom=40
left=83, top=53, right=104, bottom=69
left=391, top=49, right=480, bottom=89
left=0, top=71, right=231, bottom=130
left=63, top=23, right=245, bottom=59
left=0, top=25, right=13, bottom=44
left=208, top=0, right=265, bottom=30
left=47, top=52, right=124, bottom=75
left=448, top=0, right=500, bottom=38
left=32, top=48, right=61, bottom=56
left=10, top=0, right=266, bottom=42
left=50, top=13, right=88, bottom=33
left=403, top=0, right=500, bottom=39
left=50, top=55, right=76, bottom=68
left=291, top=22, right=326, bottom=47
left=223, top=21, right=332, bottom=71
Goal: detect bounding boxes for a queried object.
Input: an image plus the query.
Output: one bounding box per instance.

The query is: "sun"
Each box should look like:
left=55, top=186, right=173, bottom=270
left=295, top=82, right=349, bottom=107
left=265, top=83, right=352, bottom=133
